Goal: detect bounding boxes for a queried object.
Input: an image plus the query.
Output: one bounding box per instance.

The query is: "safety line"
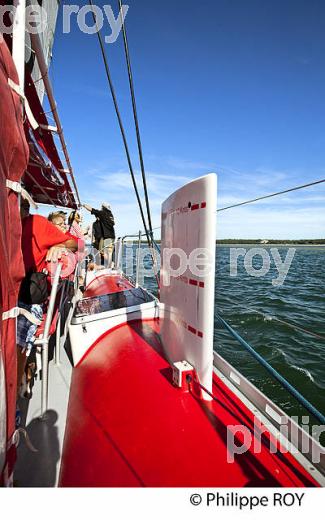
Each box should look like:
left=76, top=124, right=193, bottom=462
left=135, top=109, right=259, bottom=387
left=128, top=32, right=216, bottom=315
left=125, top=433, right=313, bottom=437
left=216, top=314, right=325, bottom=424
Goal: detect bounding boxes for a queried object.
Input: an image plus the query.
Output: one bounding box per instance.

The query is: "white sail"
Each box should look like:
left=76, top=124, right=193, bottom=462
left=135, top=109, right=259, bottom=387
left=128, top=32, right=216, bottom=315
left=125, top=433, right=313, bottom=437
left=25, top=0, right=60, bottom=102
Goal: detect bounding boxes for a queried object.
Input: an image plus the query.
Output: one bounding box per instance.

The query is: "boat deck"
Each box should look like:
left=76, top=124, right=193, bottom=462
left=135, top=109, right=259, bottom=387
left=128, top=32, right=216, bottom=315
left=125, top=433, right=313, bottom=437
left=59, top=318, right=319, bottom=487
left=13, top=272, right=321, bottom=488
left=14, top=347, right=72, bottom=487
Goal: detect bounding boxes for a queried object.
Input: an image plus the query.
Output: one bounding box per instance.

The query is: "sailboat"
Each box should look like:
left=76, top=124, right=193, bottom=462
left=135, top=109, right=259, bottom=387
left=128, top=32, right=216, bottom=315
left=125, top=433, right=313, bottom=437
left=0, top=1, right=324, bottom=487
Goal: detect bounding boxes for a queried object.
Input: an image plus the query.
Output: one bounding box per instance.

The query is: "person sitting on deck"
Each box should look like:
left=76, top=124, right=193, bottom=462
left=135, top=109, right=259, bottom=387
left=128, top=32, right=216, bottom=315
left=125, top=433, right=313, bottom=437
left=16, top=200, right=77, bottom=414
left=48, top=211, right=67, bottom=232
left=82, top=202, right=115, bottom=267
left=86, top=253, right=106, bottom=273
left=48, top=211, right=83, bottom=278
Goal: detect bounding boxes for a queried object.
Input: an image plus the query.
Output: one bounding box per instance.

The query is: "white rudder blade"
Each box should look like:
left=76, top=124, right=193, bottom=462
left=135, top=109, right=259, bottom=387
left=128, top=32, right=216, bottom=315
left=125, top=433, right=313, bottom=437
left=160, top=174, right=217, bottom=399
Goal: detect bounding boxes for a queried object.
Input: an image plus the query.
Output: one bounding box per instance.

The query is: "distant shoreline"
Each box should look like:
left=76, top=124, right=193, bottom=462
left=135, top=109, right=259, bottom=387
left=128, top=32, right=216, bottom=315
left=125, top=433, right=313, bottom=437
left=216, top=240, right=325, bottom=246
left=216, top=243, right=325, bottom=247
left=121, top=239, right=325, bottom=246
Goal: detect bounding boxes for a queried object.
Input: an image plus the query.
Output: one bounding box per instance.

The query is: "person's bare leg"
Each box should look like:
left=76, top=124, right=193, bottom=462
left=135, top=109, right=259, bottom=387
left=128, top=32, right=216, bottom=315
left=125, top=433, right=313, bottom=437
left=107, top=245, right=113, bottom=268
left=25, top=359, right=36, bottom=398
left=26, top=362, right=36, bottom=384
left=16, top=346, right=27, bottom=399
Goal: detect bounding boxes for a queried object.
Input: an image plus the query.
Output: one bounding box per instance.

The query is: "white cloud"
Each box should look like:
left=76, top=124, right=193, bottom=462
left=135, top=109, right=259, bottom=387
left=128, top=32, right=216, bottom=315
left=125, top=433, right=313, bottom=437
left=79, top=169, right=195, bottom=237
left=74, top=160, right=325, bottom=239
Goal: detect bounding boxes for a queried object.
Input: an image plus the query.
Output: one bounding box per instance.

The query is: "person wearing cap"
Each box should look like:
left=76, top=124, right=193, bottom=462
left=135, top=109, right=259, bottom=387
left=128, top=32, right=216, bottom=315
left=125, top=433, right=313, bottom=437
left=82, top=202, right=115, bottom=267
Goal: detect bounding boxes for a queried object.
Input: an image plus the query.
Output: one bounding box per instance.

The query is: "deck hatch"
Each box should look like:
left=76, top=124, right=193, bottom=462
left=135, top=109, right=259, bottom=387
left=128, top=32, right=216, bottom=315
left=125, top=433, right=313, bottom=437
left=74, top=287, right=154, bottom=318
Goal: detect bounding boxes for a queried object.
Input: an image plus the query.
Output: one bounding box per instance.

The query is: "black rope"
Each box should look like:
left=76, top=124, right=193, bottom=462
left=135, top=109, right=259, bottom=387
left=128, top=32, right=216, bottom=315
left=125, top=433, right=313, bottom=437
left=88, top=0, right=151, bottom=251
left=217, top=178, right=325, bottom=212
left=88, top=0, right=160, bottom=287
left=216, top=314, right=325, bottom=424
left=117, top=0, right=155, bottom=247
left=186, top=375, right=219, bottom=403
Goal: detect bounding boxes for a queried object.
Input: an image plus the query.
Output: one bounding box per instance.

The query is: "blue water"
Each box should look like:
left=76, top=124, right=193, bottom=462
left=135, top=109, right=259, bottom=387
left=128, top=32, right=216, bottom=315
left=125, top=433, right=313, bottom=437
left=132, top=245, right=325, bottom=423
left=214, top=246, right=325, bottom=423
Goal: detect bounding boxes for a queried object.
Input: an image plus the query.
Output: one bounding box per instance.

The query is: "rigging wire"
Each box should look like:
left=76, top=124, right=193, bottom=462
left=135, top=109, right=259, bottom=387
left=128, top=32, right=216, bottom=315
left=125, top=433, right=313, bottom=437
left=216, top=314, right=325, bottom=424
left=117, top=0, right=154, bottom=245
left=88, top=0, right=160, bottom=286
left=117, top=0, right=161, bottom=265
left=88, top=0, right=148, bottom=235
left=140, top=178, right=325, bottom=233
left=217, top=178, right=325, bottom=212
left=88, top=2, right=324, bottom=278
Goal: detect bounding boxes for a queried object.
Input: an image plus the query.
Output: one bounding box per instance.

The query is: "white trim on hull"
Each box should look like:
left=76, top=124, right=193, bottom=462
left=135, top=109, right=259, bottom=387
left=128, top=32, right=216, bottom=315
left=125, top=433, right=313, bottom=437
left=69, top=299, right=159, bottom=366
left=214, top=352, right=325, bottom=485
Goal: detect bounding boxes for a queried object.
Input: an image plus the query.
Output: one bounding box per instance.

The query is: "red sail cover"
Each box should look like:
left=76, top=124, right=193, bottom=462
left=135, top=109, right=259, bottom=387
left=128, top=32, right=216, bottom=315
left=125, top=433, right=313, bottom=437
left=0, top=24, right=77, bottom=209
left=0, top=40, right=29, bottom=483
left=23, top=71, right=77, bottom=208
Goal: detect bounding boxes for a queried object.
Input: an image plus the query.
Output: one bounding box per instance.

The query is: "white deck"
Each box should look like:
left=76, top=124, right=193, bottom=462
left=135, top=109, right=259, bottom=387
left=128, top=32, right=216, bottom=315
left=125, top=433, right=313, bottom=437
left=14, top=347, right=72, bottom=487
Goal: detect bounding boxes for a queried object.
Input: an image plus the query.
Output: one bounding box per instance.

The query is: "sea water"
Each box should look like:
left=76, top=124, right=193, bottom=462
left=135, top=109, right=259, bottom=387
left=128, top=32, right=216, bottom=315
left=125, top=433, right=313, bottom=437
left=215, top=245, right=325, bottom=421
left=131, top=245, right=325, bottom=421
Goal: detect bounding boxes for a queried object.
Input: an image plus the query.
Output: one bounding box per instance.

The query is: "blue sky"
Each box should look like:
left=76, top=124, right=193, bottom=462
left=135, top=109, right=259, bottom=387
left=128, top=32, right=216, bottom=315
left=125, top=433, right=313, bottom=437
left=42, top=0, right=325, bottom=238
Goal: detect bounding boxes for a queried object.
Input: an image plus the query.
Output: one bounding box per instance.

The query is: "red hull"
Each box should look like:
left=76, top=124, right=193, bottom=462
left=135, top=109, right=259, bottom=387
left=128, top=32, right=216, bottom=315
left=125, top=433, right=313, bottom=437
left=60, top=317, right=318, bottom=487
